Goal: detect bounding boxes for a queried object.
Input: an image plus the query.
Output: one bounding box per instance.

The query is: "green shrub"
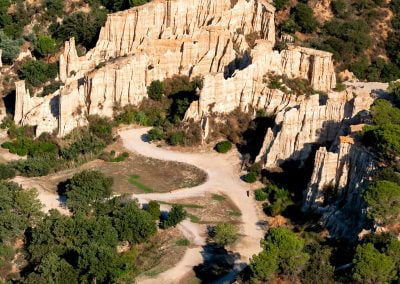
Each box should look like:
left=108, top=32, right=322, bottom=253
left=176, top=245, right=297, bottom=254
left=215, top=141, right=232, bottom=153
left=168, top=132, right=185, bottom=146
left=243, top=172, right=257, bottom=183
left=212, top=223, right=238, bottom=247
left=0, top=164, right=16, bottom=180
left=19, top=60, right=58, bottom=87
left=254, top=189, right=268, bottom=201
left=146, top=201, right=161, bottom=220
left=34, top=35, right=56, bottom=57
left=147, top=127, right=164, bottom=141
left=273, top=0, right=289, bottom=11
left=292, top=3, right=317, bottom=33
left=161, top=205, right=186, bottom=228
left=147, top=80, right=164, bottom=101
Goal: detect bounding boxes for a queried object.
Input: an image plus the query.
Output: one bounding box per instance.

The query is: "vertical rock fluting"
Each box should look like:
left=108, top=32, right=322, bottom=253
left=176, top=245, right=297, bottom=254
left=303, top=138, right=376, bottom=240
left=184, top=42, right=337, bottom=120
left=255, top=91, right=374, bottom=170
left=14, top=80, right=59, bottom=135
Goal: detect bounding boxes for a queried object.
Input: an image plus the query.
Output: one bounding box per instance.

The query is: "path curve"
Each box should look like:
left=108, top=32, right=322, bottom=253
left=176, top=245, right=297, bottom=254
left=120, top=127, right=265, bottom=283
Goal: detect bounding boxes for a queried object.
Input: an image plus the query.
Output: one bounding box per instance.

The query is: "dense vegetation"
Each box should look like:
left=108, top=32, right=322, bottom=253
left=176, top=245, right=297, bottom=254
left=274, top=0, right=400, bottom=82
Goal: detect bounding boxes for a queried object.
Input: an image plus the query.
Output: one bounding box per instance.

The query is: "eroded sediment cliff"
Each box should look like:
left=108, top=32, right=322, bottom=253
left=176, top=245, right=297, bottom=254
left=303, top=136, right=376, bottom=240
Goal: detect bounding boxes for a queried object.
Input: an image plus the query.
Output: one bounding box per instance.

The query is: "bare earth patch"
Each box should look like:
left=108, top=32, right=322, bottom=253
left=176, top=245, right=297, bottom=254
left=136, top=227, right=188, bottom=278
left=167, top=193, right=243, bottom=225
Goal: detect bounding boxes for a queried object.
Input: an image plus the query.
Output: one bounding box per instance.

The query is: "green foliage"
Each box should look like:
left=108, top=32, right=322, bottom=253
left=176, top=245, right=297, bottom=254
left=146, top=201, right=161, bottom=220
left=352, top=243, right=397, bottom=284
left=2, top=137, right=58, bottom=157
left=63, top=170, right=113, bottom=213
left=212, top=223, right=238, bottom=247
left=50, top=9, right=107, bottom=49
left=176, top=239, right=190, bottom=246
left=370, top=99, right=400, bottom=126
left=215, top=140, right=232, bottom=153
left=20, top=60, right=58, bottom=87
left=147, top=80, right=164, bottom=101
left=0, top=163, right=15, bottom=180
left=24, top=196, right=156, bottom=283
left=0, top=30, right=23, bottom=64
left=292, top=3, right=317, bottom=33
left=0, top=181, right=42, bottom=267
left=14, top=156, right=53, bottom=177
left=273, top=0, right=289, bottom=11
left=161, top=205, right=186, bottom=228
left=363, top=180, right=400, bottom=225
left=88, top=115, right=114, bottom=144
left=147, top=127, right=165, bottom=141
left=243, top=172, right=257, bottom=183
left=250, top=228, right=309, bottom=281
left=362, top=124, right=400, bottom=161
left=168, top=131, right=185, bottom=146
left=38, top=81, right=63, bottom=97
left=35, top=35, right=57, bottom=57
left=43, top=0, right=64, bottom=20
left=60, top=134, right=106, bottom=160
left=112, top=201, right=157, bottom=244
left=254, top=189, right=268, bottom=201
left=302, top=243, right=335, bottom=284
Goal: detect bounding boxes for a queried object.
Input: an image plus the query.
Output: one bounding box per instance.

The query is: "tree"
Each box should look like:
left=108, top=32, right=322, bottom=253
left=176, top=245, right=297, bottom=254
left=363, top=180, right=400, bottom=225
left=212, top=223, right=238, bottom=247
left=147, top=80, right=164, bottom=101
left=243, top=172, right=257, bottom=183
left=35, top=35, right=57, bottom=58
left=113, top=202, right=156, bottom=243
left=161, top=205, right=186, bottom=228
left=146, top=201, right=161, bottom=220
left=250, top=228, right=309, bottom=281
left=352, top=243, right=397, bottom=284
left=215, top=141, right=232, bottom=153
left=370, top=99, right=400, bottom=126
left=273, top=0, right=289, bottom=11
left=0, top=164, right=15, bottom=180
left=63, top=170, right=113, bottom=213
left=292, top=3, right=317, bottom=33
left=0, top=30, right=23, bottom=64
left=20, top=60, right=58, bottom=87
left=250, top=247, right=279, bottom=282
left=362, top=124, right=400, bottom=161
left=302, top=243, right=335, bottom=284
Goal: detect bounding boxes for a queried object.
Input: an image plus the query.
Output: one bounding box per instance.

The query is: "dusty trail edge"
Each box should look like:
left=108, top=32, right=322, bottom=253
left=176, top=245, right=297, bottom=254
left=120, top=127, right=265, bottom=284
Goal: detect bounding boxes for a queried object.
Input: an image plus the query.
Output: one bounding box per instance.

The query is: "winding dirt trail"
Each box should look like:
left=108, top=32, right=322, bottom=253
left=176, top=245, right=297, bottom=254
left=119, top=128, right=265, bottom=284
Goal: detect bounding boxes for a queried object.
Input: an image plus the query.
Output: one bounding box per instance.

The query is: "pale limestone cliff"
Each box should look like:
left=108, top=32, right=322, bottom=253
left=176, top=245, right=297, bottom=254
left=0, top=49, right=2, bottom=68
left=184, top=41, right=336, bottom=120
left=303, top=138, right=376, bottom=240
left=14, top=81, right=59, bottom=135
left=255, top=90, right=374, bottom=169
left=15, top=0, right=334, bottom=139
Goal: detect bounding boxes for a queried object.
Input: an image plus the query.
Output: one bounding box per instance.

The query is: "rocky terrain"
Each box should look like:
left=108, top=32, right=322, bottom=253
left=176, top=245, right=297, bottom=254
left=4, top=0, right=387, bottom=240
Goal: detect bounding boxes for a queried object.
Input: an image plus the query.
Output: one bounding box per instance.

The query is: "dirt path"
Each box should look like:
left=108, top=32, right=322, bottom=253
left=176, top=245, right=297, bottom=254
left=120, top=128, right=265, bottom=284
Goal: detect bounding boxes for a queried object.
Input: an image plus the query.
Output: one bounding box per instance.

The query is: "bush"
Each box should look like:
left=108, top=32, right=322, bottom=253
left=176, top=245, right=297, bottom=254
left=273, top=0, right=289, bottom=11
left=19, top=60, right=58, bottom=87
left=34, top=35, right=56, bottom=57
left=0, top=164, right=16, bottom=180
left=147, top=127, right=164, bottom=141
left=145, top=201, right=161, bottom=220
left=292, top=3, right=317, bottom=33
left=63, top=170, right=113, bottom=213
left=254, top=189, right=268, bottom=201
left=147, top=80, right=164, bottom=101
left=243, top=172, right=257, bottom=183
left=212, top=223, right=238, bottom=247
left=161, top=205, right=186, bottom=228
left=168, top=131, right=185, bottom=146
left=215, top=141, right=232, bottom=153
left=0, top=30, right=23, bottom=64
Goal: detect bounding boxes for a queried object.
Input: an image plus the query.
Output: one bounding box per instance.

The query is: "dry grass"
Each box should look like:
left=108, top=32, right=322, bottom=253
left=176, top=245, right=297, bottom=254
left=136, top=227, right=187, bottom=278
left=171, top=193, right=243, bottom=225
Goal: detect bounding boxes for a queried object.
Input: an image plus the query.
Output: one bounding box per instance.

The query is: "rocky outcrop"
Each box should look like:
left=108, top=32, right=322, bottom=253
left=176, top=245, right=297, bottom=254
left=0, top=49, right=2, bottom=68
left=255, top=90, right=374, bottom=169
left=303, top=137, right=376, bottom=240
left=14, top=81, right=59, bottom=135
left=184, top=42, right=336, bottom=120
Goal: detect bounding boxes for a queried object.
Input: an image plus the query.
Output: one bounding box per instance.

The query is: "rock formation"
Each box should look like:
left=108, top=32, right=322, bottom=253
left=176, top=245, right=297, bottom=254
left=17, top=0, right=281, bottom=137
left=0, top=49, right=2, bottom=68
left=255, top=90, right=374, bottom=169
left=302, top=136, right=376, bottom=240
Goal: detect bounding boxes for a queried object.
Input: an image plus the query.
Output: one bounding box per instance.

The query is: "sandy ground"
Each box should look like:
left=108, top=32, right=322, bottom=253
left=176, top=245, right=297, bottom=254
left=120, top=128, right=265, bottom=284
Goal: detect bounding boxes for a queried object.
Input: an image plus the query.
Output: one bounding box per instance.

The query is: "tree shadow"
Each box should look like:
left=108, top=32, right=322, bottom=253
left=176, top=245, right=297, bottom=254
left=193, top=243, right=241, bottom=283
